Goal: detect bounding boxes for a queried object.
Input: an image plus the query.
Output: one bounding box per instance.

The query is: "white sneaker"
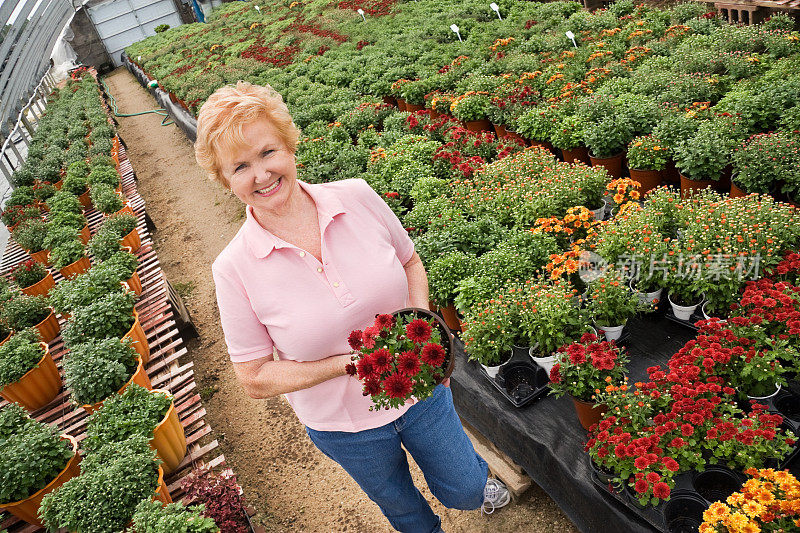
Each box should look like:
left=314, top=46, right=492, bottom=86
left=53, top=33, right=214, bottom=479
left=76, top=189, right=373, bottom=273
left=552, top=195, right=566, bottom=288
left=481, top=478, right=511, bottom=515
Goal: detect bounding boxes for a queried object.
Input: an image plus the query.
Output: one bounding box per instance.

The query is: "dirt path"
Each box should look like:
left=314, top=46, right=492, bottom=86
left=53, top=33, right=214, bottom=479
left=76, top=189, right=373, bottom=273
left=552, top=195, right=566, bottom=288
left=103, top=67, right=579, bottom=533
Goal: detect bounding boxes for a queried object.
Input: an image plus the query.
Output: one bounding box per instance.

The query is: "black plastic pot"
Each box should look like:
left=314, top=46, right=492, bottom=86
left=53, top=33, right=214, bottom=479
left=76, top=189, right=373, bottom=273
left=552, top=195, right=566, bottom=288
left=511, top=344, right=530, bottom=359
left=776, top=393, right=800, bottom=423
left=692, top=467, right=741, bottom=503
left=481, top=360, right=550, bottom=408
left=663, top=492, right=708, bottom=533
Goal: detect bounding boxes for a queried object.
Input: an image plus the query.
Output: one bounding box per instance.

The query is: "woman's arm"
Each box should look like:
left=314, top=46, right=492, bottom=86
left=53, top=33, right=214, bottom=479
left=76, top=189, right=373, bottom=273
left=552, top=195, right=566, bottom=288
left=404, top=251, right=429, bottom=309
left=233, top=353, right=352, bottom=399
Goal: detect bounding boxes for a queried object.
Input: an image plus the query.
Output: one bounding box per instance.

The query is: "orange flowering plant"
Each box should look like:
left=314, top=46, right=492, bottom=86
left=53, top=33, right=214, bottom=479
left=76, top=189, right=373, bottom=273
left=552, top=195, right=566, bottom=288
left=519, top=278, right=591, bottom=356
left=606, top=178, right=641, bottom=208
left=626, top=134, right=669, bottom=171
left=700, top=468, right=800, bottom=533
left=586, top=269, right=651, bottom=327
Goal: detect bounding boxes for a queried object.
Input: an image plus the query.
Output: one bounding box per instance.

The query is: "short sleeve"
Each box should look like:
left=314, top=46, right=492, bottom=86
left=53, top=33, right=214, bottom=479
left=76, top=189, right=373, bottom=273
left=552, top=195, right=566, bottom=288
left=212, top=263, right=274, bottom=363
left=354, top=179, right=415, bottom=265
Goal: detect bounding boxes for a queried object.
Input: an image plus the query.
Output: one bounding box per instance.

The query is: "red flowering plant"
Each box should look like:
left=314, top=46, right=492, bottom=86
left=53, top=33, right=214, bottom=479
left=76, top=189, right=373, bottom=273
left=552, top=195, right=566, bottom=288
left=11, top=260, right=49, bottom=289
left=727, top=278, right=800, bottom=348
left=549, top=332, right=629, bottom=402
left=346, top=310, right=451, bottom=410
left=769, top=250, right=800, bottom=285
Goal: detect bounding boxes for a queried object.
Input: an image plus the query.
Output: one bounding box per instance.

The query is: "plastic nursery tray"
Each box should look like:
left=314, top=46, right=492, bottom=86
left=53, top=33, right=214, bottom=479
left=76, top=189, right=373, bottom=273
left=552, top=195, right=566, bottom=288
left=662, top=305, right=704, bottom=332
left=591, top=387, right=800, bottom=533
left=477, top=359, right=550, bottom=408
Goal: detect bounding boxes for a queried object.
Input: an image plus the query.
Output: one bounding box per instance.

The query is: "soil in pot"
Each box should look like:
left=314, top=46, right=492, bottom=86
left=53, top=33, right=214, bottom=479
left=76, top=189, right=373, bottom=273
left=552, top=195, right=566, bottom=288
left=663, top=493, right=708, bottom=533
left=692, top=468, right=741, bottom=503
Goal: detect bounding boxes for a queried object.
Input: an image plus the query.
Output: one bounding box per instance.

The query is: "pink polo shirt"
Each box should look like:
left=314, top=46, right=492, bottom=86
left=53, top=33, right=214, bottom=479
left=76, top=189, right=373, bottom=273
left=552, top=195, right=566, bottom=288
left=212, top=179, right=415, bottom=432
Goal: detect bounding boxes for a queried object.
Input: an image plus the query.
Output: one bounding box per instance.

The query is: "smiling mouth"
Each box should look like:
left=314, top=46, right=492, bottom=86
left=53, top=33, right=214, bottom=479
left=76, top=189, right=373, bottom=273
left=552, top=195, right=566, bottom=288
left=255, top=177, right=282, bottom=196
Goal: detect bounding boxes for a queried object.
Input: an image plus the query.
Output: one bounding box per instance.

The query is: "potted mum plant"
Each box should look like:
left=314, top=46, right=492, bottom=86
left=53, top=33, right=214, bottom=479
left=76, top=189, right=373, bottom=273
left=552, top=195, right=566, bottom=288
left=586, top=271, right=650, bottom=341
left=49, top=264, right=125, bottom=318
left=521, top=279, right=591, bottom=374
left=462, top=293, right=516, bottom=377
left=101, top=212, right=140, bottom=251
left=181, top=465, right=252, bottom=533
left=0, top=328, right=61, bottom=411
left=11, top=260, right=54, bottom=297
left=549, top=332, right=629, bottom=430
left=63, top=337, right=150, bottom=412
left=450, top=92, right=492, bottom=132
left=0, top=404, right=79, bottom=528
left=626, top=135, right=668, bottom=195
left=40, top=436, right=169, bottom=533
left=1, top=294, right=59, bottom=343
left=673, top=124, right=737, bottom=198
left=50, top=238, right=91, bottom=279
left=427, top=250, right=476, bottom=315
left=551, top=114, right=590, bottom=165
left=583, top=116, right=632, bottom=179
left=731, top=132, right=800, bottom=197
left=346, top=309, right=454, bottom=410
left=84, top=384, right=186, bottom=473
left=131, top=500, right=219, bottom=533
left=12, top=218, right=49, bottom=264
left=89, top=183, right=126, bottom=216
left=515, top=106, right=556, bottom=151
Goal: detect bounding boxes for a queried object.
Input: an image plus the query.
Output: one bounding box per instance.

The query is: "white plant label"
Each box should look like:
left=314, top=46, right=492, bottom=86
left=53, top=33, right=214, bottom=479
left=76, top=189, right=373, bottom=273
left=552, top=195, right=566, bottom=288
left=254, top=5, right=260, bottom=11
left=450, top=24, right=462, bottom=42
left=565, top=30, right=577, bottom=48
left=490, top=3, right=502, bottom=20
left=357, top=8, right=366, bottom=22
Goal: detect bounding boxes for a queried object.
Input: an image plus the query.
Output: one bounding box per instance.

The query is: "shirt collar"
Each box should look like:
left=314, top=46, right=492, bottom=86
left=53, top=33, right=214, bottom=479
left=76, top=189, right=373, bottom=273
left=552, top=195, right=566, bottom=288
left=243, top=180, right=346, bottom=259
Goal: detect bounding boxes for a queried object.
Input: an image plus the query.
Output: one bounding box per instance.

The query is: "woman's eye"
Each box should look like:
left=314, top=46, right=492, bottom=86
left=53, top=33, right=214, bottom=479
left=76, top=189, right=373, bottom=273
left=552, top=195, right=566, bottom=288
left=234, top=163, right=247, bottom=173
left=262, top=150, right=273, bottom=157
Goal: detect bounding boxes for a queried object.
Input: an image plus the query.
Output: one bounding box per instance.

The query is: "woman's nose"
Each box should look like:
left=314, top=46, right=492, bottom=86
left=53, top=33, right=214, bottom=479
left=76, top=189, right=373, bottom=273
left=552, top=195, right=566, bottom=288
left=255, top=165, right=272, bottom=181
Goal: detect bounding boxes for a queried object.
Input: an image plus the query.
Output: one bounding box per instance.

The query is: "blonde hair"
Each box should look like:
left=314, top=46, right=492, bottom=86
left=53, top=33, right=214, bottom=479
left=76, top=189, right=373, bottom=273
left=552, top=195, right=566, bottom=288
left=195, top=81, right=301, bottom=187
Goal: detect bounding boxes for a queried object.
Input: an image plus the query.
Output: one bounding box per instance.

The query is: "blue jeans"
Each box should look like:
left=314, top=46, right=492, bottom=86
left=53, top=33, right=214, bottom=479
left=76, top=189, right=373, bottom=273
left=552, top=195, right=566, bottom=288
left=305, top=384, right=488, bottom=533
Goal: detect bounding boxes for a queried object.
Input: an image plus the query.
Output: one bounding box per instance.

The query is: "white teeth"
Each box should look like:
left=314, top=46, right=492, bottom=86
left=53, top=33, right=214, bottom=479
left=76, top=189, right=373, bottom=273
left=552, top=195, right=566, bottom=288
left=256, top=178, right=280, bottom=194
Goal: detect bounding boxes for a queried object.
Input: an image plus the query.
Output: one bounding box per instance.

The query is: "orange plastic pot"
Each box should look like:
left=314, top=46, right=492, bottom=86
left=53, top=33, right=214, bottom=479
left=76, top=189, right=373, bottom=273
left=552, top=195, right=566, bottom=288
left=529, top=139, right=555, bottom=155
left=730, top=181, right=747, bottom=198
left=154, top=465, right=173, bottom=504
left=679, top=174, right=715, bottom=199
left=35, top=309, right=60, bottom=344
left=406, top=103, right=424, bottom=112
left=20, top=271, right=55, bottom=297
left=124, top=309, right=150, bottom=363
left=662, top=160, right=680, bottom=184
left=382, top=96, right=397, bottom=107
left=151, top=390, right=187, bottom=473
left=106, top=203, right=134, bottom=218
left=59, top=255, right=91, bottom=279
left=561, top=145, right=591, bottom=166
left=78, top=189, right=92, bottom=209
left=0, top=435, right=81, bottom=527
left=396, top=98, right=407, bottom=111
left=629, top=168, right=663, bottom=197
left=29, top=249, right=50, bottom=265
left=493, top=123, right=507, bottom=139
left=0, top=343, right=61, bottom=411
left=79, top=224, right=90, bottom=245
left=439, top=304, right=461, bottom=333
left=124, top=270, right=143, bottom=297
left=80, top=356, right=151, bottom=414
left=53, top=179, right=64, bottom=191
left=589, top=152, right=624, bottom=179
left=121, top=226, right=141, bottom=252
left=465, top=119, right=492, bottom=133
left=571, top=396, right=608, bottom=431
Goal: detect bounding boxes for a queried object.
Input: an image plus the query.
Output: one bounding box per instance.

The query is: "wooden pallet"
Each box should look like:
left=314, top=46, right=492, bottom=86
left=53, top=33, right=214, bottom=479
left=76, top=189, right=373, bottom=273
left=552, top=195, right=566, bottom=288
left=462, top=420, right=532, bottom=502
left=0, top=109, right=225, bottom=531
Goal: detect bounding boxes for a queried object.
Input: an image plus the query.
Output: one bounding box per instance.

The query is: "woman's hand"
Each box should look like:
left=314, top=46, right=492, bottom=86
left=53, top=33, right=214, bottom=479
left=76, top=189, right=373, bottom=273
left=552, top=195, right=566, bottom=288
left=232, top=352, right=353, bottom=399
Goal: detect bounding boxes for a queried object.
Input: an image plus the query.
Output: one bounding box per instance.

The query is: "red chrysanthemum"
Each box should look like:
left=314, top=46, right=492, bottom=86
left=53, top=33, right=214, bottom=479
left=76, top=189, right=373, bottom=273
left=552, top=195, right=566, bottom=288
left=371, top=348, right=393, bottom=374
left=383, top=372, right=413, bottom=399
left=421, top=343, right=446, bottom=367
left=345, top=363, right=357, bottom=376
left=549, top=363, right=562, bottom=383
left=348, top=330, right=364, bottom=350
left=397, top=351, right=421, bottom=376
left=406, top=319, right=432, bottom=344
left=652, top=482, right=670, bottom=499
left=363, top=379, right=381, bottom=396
left=374, top=314, right=395, bottom=331
left=633, top=456, right=649, bottom=470
left=634, top=479, right=649, bottom=494
left=356, top=358, right=377, bottom=380
left=646, top=472, right=661, bottom=484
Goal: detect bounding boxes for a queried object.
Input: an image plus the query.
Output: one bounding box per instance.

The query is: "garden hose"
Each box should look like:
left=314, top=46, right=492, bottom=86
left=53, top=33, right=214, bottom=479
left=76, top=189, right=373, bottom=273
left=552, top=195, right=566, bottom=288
left=100, top=77, right=174, bottom=126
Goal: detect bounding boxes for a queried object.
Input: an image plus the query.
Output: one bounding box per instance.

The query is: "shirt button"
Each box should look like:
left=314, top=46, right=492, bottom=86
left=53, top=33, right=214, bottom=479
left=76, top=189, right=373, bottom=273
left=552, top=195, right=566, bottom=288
left=317, top=267, right=323, bottom=273
left=299, top=251, right=306, bottom=257
left=333, top=282, right=340, bottom=288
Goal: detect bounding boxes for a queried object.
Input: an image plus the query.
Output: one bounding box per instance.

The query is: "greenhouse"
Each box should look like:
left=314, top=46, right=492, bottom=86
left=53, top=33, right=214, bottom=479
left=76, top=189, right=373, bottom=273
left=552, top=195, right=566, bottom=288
left=1, top=0, right=800, bottom=531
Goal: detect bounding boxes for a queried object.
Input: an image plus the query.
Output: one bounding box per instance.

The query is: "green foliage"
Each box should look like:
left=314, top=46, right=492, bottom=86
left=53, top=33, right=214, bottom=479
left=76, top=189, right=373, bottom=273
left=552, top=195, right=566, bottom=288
left=0, top=295, right=50, bottom=331
left=45, top=190, right=82, bottom=215
left=0, top=403, right=73, bottom=505
left=132, top=500, right=219, bottom=533
left=89, top=229, right=124, bottom=261
left=12, top=218, right=48, bottom=253
left=61, top=173, right=88, bottom=197
left=39, top=436, right=160, bottom=533
left=103, top=250, right=139, bottom=280
left=732, top=132, right=800, bottom=195
left=626, top=135, right=670, bottom=171
left=0, top=328, right=45, bottom=388
left=583, top=115, right=633, bottom=158
left=428, top=251, right=477, bottom=307
left=62, top=337, right=139, bottom=406
left=90, top=184, right=124, bottom=214
left=84, top=385, right=171, bottom=452
left=49, top=263, right=125, bottom=315
left=62, top=291, right=136, bottom=346
left=87, top=165, right=120, bottom=188
left=49, top=239, right=85, bottom=270
left=5, top=186, right=35, bottom=209
left=102, top=213, right=137, bottom=238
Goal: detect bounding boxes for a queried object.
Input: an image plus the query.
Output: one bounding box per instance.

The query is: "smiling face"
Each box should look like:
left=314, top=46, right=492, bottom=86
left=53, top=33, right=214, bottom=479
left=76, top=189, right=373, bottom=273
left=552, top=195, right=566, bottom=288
left=219, top=118, right=299, bottom=219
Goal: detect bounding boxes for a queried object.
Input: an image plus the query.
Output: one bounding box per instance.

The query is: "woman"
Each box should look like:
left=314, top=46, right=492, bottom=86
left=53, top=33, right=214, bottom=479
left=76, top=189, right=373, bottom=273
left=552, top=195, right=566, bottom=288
left=196, top=81, right=509, bottom=532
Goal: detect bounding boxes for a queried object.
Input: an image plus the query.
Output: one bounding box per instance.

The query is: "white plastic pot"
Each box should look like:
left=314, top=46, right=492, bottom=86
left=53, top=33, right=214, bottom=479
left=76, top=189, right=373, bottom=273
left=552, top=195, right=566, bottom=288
left=668, top=293, right=704, bottom=321
left=529, top=346, right=557, bottom=375
left=589, top=199, right=607, bottom=221
left=596, top=323, right=625, bottom=342
left=481, top=353, right=512, bottom=379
